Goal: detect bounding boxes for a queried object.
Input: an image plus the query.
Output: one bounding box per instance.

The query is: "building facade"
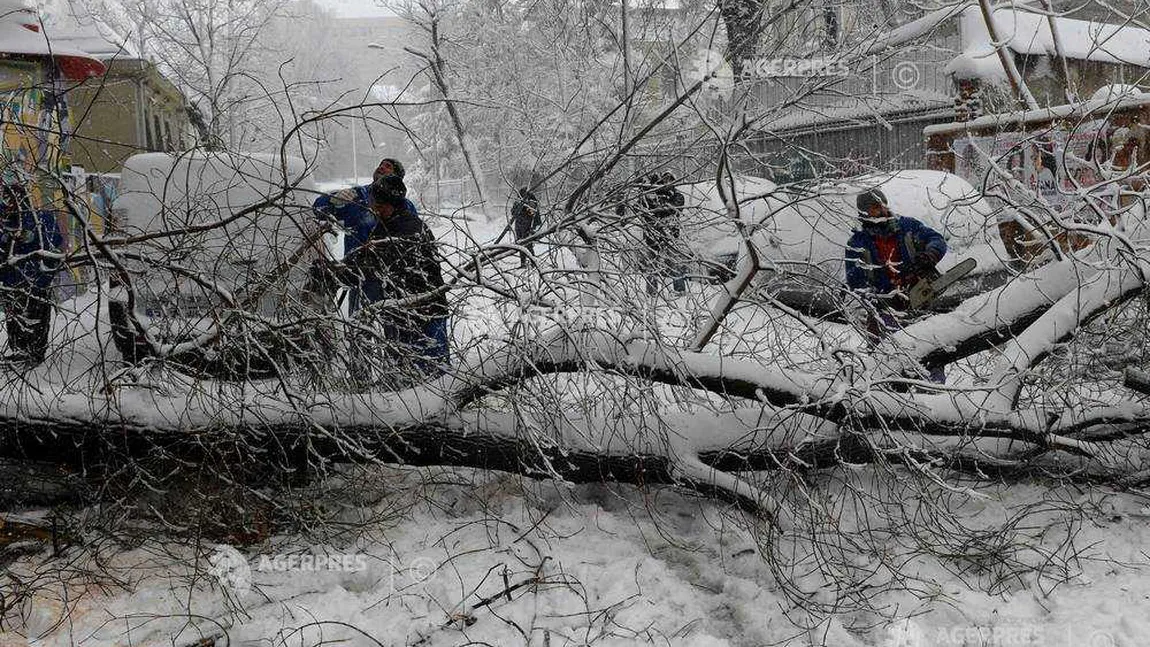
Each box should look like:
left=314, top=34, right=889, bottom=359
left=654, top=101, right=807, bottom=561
left=747, top=2, right=1150, bottom=180
left=47, top=16, right=192, bottom=174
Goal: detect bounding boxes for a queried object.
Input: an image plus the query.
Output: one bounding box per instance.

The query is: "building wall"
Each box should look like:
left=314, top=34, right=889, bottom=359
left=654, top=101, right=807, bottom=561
left=66, top=72, right=139, bottom=172
left=66, top=59, right=188, bottom=173
left=0, top=57, right=68, bottom=206
left=963, top=53, right=1148, bottom=118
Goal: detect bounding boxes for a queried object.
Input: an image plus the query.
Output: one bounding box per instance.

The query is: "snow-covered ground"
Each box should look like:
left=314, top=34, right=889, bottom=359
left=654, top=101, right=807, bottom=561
left=6, top=468, right=1149, bottom=646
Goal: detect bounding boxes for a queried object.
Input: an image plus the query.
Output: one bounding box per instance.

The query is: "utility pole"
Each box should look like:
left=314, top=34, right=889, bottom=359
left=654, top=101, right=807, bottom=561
left=351, top=118, right=358, bottom=181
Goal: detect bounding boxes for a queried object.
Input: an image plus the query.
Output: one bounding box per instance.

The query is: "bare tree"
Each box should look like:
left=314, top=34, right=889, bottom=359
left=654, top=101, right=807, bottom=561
left=2, top=0, right=1150, bottom=642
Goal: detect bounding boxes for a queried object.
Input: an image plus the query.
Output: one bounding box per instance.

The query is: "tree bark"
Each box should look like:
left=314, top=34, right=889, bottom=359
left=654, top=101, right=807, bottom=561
left=719, top=0, right=766, bottom=79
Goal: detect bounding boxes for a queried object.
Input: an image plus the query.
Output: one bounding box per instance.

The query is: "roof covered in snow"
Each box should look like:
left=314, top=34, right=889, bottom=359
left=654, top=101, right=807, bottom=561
left=864, top=2, right=1150, bottom=93
left=862, top=4, right=969, bottom=55
left=0, top=18, right=106, bottom=79
left=987, top=6, right=1150, bottom=67
left=36, top=0, right=139, bottom=60
left=870, top=2, right=1150, bottom=69
left=762, top=90, right=953, bottom=133
left=43, top=27, right=138, bottom=60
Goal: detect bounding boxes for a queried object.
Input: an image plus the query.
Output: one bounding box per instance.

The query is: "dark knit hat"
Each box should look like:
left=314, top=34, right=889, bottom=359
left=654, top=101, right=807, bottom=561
left=372, top=174, right=407, bottom=204
left=856, top=188, right=889, bottom=218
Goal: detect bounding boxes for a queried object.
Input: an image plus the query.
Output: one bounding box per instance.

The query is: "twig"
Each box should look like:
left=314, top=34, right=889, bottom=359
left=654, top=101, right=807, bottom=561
left=1125, top=368, right=1150, bottom=396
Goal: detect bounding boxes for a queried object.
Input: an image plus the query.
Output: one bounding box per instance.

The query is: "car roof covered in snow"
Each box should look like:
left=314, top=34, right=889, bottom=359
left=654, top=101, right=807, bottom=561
left=112, top=151, right=319, bottom=304
left=743, top=170, right=1007, bottom=277
left=115, top=152, right=314, bottom=247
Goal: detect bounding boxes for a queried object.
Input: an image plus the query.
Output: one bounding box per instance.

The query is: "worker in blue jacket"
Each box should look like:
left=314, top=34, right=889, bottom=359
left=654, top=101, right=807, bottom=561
left=844, top=187, right=947, bottom=381
left=1, top=183, right=62, bottom=365
left=310, top=158, right=449, bottom=384
left=311, top=157, right=422, bottom=313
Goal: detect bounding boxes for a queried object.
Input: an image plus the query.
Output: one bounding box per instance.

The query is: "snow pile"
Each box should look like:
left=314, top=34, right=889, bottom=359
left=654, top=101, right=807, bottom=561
left=677, top=174, right=778, bottom=260
left=946, top=5, right=1011, bottom=84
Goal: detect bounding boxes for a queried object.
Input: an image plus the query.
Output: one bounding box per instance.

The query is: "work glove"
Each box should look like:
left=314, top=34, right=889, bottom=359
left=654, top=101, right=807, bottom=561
left=884, top=290, right=911, bottom=312
left=907, top=251, right=940, bottom=278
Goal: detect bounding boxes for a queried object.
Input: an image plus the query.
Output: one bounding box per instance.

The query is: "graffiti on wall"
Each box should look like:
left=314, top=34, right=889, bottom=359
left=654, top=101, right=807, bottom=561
left=951, top=119, right=1120, bottom=222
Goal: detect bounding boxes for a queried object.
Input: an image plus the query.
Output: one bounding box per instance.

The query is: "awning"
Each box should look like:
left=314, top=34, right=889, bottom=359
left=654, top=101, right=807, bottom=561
left=0, top=22, right=106, bottom=80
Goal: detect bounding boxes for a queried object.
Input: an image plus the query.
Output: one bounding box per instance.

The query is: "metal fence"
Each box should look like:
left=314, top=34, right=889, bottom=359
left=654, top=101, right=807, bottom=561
left=750, top=108, right=955, bottom=181
left=738, top=42, right=962, bottom=179
left=742, top=49, right=958, bottom=115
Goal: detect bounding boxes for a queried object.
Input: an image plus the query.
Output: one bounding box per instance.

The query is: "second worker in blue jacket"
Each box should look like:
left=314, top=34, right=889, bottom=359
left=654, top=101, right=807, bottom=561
left=312, top=158, right=449, bottom=382
left=844, top=187, right=946, bottom=355
left=1, top=182, right=62, bottom=366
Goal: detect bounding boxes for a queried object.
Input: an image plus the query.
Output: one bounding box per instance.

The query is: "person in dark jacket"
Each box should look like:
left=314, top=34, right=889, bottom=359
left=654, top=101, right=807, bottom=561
left=641, top=173, right=686, bottom=296
left=0, top=183, right=62, bottom=365
left=312, top=161, right=449, bottom=382
left=311, top=157, right=421, bottom=314
left=844, top=187, right=947, bottom=381
left=510, top=186, right=540, bottom=268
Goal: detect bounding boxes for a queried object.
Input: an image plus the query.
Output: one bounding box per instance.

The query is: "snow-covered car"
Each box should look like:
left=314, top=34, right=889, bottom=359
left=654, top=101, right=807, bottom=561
left=677, top=174, right=779, bottom=278
left=111, top=151, right=320, bottom=331
left=749, top=171, right=1004, bottom=271
left=679, top=170, right=1011, bottom=315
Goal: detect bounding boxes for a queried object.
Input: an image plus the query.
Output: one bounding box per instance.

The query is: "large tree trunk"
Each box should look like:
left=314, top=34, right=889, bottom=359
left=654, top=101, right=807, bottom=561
left=8, top=292, right=1150, bottom=523
left=719, top=0, right=767, bottom=79
left=16, top=197, right=1150, bottom=524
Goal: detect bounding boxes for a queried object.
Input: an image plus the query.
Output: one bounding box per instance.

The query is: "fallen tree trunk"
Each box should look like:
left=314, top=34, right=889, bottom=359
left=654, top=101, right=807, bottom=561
left=0, top=402, right=1137, bottom=522
left=3, top=323, right=1148, bottom=520
left=18, top=219, right=1150, bottom=518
